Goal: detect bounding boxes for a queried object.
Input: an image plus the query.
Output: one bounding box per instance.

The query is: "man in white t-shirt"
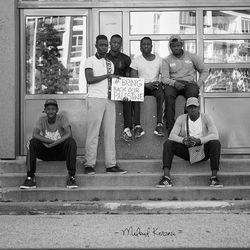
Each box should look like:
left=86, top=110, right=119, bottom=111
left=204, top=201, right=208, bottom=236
left=156, top=97, right=223, bottom=188
left=130, top=37, right=165, bottom=138
left=84, top=35, right=127, bottom=175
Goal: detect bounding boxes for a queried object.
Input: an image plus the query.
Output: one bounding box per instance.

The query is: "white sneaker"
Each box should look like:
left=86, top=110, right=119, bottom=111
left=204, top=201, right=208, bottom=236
left=121, top=128, right=132, bottom=142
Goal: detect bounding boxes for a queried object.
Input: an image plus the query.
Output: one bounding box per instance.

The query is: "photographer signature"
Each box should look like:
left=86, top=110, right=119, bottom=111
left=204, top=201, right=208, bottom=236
left=115, top=226, right=176, bottom=238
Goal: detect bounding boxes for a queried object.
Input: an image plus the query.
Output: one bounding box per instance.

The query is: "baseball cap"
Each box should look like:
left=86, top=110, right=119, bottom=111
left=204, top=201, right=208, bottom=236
left=44, top=99, right=58, bottom=108
left=186, top=97, right=199, bottom=107
left=169, top=34, right=182, bottom=44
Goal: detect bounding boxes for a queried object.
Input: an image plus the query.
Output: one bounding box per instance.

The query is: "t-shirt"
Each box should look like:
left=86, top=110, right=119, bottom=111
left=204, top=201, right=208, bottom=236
left=188, top=116, right=203, bottom=139
left=84, top=55, right=114, bottom=99
left=106, top=51, right=131, bottom=77
left=35, top=114, right=70, bottom=141
left=130, top=55, right=162, bottom=83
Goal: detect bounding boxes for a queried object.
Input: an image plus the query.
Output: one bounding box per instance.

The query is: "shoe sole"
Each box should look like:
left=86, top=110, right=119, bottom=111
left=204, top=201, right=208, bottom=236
left=210, top=184, right=223, bottom=188
left=106, top=171, right=127, bottom=174
left=85, top=172, right=95, bottom=175
left=155, top=185, right=172, bottom=188
left=154, top=131, right=165, bottom=137
left=67, top=185, right=78, bottom=189
left=135, top=131, right=145, bottom=138
left=121, top=136, right=132, bottom=142
left=20, top=186, right=36, bottom=189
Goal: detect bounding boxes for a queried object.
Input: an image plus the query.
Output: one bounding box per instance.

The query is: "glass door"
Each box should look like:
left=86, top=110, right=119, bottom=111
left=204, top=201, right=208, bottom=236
left=20, top=9, right=89, bottom=155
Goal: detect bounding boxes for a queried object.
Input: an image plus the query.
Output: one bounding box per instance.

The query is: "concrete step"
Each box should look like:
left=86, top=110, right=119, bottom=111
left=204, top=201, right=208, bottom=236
left=2, top=172, right=250, bottom=188
left=1, top=157, right=250, bottom=202
left=1, top=158, right=250, bottom=174
left=2, top=186, right=250, bottom=202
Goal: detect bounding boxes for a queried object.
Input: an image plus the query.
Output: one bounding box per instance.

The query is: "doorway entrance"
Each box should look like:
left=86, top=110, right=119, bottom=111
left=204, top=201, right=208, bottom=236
left=20, top=9, right=89, bottom=155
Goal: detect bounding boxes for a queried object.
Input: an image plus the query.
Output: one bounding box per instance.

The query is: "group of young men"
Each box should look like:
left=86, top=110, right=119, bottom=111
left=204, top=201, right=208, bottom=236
left=20, top=34, right=223, bottom=190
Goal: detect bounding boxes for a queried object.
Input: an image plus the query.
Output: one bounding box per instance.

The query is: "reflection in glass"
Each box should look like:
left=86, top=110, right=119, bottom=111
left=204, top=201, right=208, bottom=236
left=26, top=15, right=87, bottom=94
left=130, top=11, right=196, bottom=35
left=205, top=68, right=250, bottom=92
left=100, top=12, right=122, bottom=40
left=204, top=40, right=250, bottom=63
left=204, top=10, right=250, bottom=34
left=130, top=40, right=196, bottom=60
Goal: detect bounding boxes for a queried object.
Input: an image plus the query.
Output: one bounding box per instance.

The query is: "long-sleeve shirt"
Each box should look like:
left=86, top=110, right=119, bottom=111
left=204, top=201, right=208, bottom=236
left=161, top=51, right=209, bottom=87
left=169, top=113, right=219, bottom=144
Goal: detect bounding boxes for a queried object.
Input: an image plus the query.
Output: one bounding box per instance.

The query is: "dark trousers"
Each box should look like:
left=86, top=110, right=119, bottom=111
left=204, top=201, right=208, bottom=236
left=162, top=139, right=221, bottom=171
left=122, top=101, right=140, bottom=129
left=122, top=85, right=165, bottom=129
left=164, top=83, right=199, bottom=129
left=27, top=137, right=77, bottom=177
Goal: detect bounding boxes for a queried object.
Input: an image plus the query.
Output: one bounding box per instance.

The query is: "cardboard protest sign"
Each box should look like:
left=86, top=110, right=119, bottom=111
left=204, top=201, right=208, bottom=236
left=111, top=77, right=144, bottom=102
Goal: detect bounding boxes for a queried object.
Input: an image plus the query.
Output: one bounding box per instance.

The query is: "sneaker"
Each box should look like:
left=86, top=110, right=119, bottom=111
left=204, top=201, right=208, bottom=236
left=156, top=176, right=173, bottom=188
left=20, top=176, right=36, bottom=189
left=121, top=128, right=132, bottom=142
left=106, top=165, right=127, bottom=174
left=85, top=166, right=95, bottom=175
left=133, top=125, right=145, bottom=139
left=154, top=123, right=165, bottom=137
left=67, top=175, right=78, bottom=189
left=209, top=176, right=223, bottom=188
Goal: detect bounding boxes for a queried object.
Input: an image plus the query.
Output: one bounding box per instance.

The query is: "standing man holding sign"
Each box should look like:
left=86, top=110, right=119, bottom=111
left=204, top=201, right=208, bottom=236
left=131, top=36, right=165, bottom=138
left=106, top=34, right=135, bottom=142
left=84, top=35, right=127, bottom=175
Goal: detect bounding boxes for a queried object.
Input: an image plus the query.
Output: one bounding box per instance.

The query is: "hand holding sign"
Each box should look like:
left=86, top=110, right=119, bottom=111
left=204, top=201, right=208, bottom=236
left=111, top=77, right=145, bottom=102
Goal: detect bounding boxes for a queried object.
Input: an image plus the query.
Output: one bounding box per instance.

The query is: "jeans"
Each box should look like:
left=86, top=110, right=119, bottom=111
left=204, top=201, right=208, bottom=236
left=164, top=82, right=199, bottom=129
left=122, top=85, right=165, bottom=128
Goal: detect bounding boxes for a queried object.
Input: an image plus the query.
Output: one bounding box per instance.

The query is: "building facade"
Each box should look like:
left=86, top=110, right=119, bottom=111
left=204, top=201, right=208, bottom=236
left=1, top=0, right=250, bottom=159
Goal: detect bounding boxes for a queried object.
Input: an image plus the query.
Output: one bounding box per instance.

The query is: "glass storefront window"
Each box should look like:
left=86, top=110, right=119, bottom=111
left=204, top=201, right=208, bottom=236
left=204, top=10, right=250, bottom=34
left=25, top=15, right=87, bottom=94
left=130, top=11, right=196, bottom=35
left=130, top=40, right=196, bottom=60
left=204, top=40, right=250, bottom=63
left=100, top=12, right=122, bottom=40
left=205, top=68, right=250, bottom=92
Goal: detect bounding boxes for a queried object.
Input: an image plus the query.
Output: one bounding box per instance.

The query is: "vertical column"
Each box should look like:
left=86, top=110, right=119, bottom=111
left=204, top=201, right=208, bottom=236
left=0, top=0, right=17, bottom=158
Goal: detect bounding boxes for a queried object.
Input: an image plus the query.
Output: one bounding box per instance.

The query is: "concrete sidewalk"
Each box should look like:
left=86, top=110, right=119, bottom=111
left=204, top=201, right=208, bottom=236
left=1, top=200, right=250, bottom=215
left=0, top=213, right=250, bottom=249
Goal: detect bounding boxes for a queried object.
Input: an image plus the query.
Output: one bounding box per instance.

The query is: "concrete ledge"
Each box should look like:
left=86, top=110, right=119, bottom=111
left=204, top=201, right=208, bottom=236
left=2, top=186, right=250, bottom=202
left=0, top=200, right=250, bottom=215
left=2, top=172, right=250, bottom=188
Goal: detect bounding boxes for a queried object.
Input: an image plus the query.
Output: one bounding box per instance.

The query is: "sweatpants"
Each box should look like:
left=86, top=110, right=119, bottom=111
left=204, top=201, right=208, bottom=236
left=27, top=137, right=77, bottom=177
left=162, top=139, right=221, bottom=171
left=85, top=97, right=116, bottom=168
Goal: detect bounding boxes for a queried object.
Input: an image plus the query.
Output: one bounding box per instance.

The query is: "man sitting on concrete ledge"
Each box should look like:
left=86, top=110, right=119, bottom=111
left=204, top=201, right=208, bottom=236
left=20, top=99, right=78, bottom=189
left=161, top=35, right=209, bottom=135
left=130, top=36, right=165, bottom=138
left=156, top=97, right=223, bottom=188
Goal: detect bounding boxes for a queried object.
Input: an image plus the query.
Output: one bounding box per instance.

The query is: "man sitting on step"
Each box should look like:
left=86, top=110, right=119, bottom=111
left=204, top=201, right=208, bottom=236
left=20, top=99, right=78, bottom=189
left=156, top=97, right=223, bottom=188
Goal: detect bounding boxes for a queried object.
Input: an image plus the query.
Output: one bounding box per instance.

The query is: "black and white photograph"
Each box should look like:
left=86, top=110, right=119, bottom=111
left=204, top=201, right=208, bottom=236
left=0, top=0, right=250, bottom=249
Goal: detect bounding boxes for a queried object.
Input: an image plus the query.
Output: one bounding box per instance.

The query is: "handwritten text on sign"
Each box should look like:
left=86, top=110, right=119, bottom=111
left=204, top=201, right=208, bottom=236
left=111, top=77, right=144, bottom=102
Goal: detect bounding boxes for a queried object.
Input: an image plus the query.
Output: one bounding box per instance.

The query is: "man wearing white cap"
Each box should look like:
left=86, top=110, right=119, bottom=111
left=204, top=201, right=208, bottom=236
left=161, top=35, right=209, bottom=135
left=156, top=97, right=223, bottom=188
